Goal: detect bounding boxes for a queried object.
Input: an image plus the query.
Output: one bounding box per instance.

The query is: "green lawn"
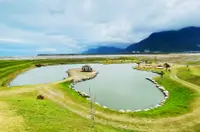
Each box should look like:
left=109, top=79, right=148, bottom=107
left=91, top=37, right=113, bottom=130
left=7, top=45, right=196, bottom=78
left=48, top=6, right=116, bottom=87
left=1, top=97, right=127, bottom=132
left=128, top=66, right=197, bottom=118
left=127, top=76, right=196, bottom=117
left=177, top=66, right=200, bottom=86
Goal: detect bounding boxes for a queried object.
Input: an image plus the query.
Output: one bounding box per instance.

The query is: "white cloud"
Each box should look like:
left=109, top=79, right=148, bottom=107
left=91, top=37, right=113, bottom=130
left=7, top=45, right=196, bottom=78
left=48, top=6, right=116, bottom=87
left=1, top=0, right=200, bottom=55
left=36, top=48, right=57, bottom=52
left=0, top=38, right=25, bottom=43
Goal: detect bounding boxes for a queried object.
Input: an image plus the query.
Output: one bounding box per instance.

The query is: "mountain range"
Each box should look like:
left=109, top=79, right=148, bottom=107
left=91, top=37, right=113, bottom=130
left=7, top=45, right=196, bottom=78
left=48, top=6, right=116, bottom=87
left=83, top=46, right=126, bottom=54
left=84, top=26, right=200, bottom=54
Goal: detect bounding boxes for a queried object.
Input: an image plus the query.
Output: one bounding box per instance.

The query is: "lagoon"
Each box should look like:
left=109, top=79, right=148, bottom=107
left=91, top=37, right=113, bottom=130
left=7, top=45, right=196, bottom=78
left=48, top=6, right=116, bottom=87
left=10, top=63, right=164, bottom=110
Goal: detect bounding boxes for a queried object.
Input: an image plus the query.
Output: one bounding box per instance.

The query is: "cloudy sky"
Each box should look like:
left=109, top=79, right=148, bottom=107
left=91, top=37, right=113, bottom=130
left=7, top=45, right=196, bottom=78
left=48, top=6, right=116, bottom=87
left=0, top=0, right=200, bottom=56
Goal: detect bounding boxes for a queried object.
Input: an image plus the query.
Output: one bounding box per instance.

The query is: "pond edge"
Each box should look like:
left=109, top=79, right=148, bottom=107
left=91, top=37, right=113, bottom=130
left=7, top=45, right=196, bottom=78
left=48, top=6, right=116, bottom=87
left=69, top=67, right=169, bottom=113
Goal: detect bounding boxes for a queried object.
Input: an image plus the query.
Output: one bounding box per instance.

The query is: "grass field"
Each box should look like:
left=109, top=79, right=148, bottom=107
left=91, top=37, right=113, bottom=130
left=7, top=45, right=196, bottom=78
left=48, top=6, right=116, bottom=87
left=0, top=57, right=200, bottom=132
left=128, top=76, right=196, bottom=117
left=1, top=93, right=126, bottom=132
left=177, top=66, right=200, bottom=86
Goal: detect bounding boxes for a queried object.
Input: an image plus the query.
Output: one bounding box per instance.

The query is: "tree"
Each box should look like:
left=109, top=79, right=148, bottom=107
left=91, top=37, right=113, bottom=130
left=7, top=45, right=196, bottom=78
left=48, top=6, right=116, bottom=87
left=136, top=62, right=141, bottom=68
left=164, top=63, right=171, bottom=71
left=144, top=60, right=148, bottom=64
left=160, top=71, right=164, bottom=78
left=186, top=65, right=190, bottom=71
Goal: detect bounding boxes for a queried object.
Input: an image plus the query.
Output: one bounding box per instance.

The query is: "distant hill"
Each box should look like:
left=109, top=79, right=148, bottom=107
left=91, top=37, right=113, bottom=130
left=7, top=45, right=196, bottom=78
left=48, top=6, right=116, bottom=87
left=126, top=27, right=200, bottom=53
left=43, top=26, right=200, bottom=55
left=83, top=46, right=126, bottom=54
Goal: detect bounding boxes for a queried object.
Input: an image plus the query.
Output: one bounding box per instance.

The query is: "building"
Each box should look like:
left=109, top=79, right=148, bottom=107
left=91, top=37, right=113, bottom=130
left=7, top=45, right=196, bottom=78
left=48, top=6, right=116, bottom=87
left=82, top=65, right=93, bottom=72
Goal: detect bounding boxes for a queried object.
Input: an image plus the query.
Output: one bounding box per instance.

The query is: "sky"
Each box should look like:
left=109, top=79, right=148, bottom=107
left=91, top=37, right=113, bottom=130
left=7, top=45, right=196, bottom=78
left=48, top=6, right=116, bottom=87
left=0, top=0, right=200, bottom=56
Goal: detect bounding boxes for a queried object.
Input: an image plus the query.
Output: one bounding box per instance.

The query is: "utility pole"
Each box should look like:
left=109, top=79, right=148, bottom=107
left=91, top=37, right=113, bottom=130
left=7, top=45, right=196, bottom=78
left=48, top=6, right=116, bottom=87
left=89, top=87, right=95, bottom=132
left=154, top=56, right=157, bottom=64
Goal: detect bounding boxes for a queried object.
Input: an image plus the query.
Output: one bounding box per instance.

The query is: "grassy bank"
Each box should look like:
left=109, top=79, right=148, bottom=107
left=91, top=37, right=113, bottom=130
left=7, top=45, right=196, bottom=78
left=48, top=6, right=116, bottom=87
left=177, top=66, right=200, bottom=86
left=0, top=93, right=127, bottom=132
left=129, top=66, right=197, bottom=117
left=128, top=76, right=196, bottom=117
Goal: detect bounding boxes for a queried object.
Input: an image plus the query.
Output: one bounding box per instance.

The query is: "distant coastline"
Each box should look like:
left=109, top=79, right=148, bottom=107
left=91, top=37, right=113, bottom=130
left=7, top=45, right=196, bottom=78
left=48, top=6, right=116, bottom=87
left=1, top=53, right=200, bottom=61
left=37, top=51, right=200, bottom=56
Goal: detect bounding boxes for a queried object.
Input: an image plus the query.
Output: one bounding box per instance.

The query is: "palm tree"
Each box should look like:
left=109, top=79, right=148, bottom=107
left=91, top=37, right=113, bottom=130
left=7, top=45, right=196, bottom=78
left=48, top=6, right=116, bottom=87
left=164, top=63, right=171, bottom=71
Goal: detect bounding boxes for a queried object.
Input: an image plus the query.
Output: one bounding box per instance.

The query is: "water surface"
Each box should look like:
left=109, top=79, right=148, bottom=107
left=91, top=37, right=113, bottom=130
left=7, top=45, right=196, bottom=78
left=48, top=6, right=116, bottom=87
left=10, top=64, right=83, bottom=86
left=74, top=64, right=164, bottom=110
left=10, top=63, right=164, bottom=110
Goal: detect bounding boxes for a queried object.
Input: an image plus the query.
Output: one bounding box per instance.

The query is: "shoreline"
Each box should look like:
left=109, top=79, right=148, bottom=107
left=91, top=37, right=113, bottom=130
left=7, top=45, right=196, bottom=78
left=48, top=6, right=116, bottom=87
left=146, top=77, right=169, bottom=107
left=66, top=66, right=169, bottom=113
left=66, top=68, right=98, bottom=98
left=1, top=53, right=200, bottom=60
